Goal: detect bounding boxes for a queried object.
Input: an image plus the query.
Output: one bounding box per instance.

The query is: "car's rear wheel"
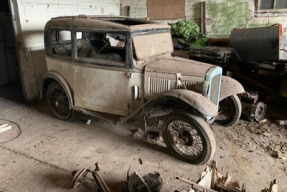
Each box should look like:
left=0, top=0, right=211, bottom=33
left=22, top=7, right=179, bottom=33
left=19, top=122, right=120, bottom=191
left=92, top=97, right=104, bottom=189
left=162, top=111, right=216, bottom=165
left=214, top=95, right=241, bottom=127
left=46, top=82, right=72, bottom=120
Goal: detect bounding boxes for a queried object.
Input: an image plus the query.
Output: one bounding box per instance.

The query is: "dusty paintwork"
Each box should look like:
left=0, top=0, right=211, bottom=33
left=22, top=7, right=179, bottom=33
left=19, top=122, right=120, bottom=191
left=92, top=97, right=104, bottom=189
left=164, top=89, right=218, bottom=116
left=41, top=15, right=246, bottom=165
left=45, top=15, right=170, bottom=33
left=133, top=33, right=173, bottom=60
left=41, top=15, right=229, bottom=121
left=219, top=76, right=244, bottom=101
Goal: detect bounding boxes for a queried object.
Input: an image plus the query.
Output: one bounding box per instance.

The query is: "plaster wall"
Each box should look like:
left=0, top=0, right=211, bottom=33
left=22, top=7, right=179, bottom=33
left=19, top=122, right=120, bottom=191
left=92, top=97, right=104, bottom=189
left=120, top=0, right=287, bottom=36
left=9, top=0, right=120, bottom=100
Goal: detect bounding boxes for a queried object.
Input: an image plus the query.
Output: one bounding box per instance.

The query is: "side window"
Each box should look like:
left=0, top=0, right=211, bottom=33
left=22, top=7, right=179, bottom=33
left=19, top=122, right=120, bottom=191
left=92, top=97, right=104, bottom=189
left=76, top=31, right=126, bottom=64
left=50, top=30, right=72, bottom=58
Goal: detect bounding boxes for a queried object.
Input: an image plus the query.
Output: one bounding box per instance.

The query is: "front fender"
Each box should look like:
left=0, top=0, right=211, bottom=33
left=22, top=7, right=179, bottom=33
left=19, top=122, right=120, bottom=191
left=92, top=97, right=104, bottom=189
left=40, top=71, right=74, bottom=106
left=220, top=76, right=244, bottom=101
left=120, top=89, right=218, bottom=123
left=163, top=89, right=218, bottom=116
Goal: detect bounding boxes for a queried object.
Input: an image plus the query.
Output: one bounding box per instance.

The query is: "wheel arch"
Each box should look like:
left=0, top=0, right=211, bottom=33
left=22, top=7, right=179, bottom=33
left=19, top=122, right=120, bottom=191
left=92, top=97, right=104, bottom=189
left=220, top=76, right=245, bottom=101
left=40, top=71, right=74, bottom=107
left=163, top=89, right=218, bottom=117
left=119, top=89, right=218, bottom=123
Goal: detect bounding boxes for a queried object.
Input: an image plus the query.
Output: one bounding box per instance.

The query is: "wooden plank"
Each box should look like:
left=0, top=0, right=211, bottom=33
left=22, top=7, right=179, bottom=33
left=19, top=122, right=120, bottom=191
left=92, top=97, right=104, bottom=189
left=147, top=0, right=185, bottom=20
left=200, top=1, right=206, bottom=34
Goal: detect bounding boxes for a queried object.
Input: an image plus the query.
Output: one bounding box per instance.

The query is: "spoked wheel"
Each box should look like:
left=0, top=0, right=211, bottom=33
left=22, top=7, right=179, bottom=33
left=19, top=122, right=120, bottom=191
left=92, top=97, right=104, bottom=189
left=163, top=112, right=216, bottom=165
left=46, top=82, right=72, bottom=120
left=214, top=95, right=241, bottom=127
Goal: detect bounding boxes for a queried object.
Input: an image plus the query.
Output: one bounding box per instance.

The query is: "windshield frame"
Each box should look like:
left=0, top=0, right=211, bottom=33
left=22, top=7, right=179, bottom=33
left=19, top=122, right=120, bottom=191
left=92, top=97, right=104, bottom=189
left=131, top=29, right=173, bottom=68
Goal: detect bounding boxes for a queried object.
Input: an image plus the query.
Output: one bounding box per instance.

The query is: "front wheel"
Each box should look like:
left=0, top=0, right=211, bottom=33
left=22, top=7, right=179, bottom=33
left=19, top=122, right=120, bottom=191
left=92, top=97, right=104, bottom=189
left=46, top=82, right=72, bottom=120
left=162, top=112, right=216, bottom=165
left=214, top=95, right=242, bottom=127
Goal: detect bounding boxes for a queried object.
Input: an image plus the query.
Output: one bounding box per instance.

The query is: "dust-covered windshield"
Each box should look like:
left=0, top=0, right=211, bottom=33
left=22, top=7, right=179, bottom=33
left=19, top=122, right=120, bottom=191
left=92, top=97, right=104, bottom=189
left=133, top=32, right=173, bottom=61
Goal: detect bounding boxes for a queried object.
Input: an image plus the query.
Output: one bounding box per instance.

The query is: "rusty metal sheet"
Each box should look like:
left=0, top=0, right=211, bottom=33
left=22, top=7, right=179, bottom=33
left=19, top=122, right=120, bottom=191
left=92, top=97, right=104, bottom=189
left=230, top=25, right=285, bottom=61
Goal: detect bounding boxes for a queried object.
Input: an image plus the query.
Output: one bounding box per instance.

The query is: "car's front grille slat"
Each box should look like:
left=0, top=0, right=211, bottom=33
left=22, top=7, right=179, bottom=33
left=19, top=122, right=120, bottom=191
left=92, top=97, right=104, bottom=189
left=149, top=77, right=170, bottom=94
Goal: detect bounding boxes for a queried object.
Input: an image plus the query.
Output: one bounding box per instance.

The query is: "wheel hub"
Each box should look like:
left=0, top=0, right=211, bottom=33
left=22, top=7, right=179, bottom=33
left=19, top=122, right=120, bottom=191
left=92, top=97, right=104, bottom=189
left=167, top=119, right=204, bottom=157
left=55, top=101, right=59, bottom=107
left=179, top=130, right=194, bottom=146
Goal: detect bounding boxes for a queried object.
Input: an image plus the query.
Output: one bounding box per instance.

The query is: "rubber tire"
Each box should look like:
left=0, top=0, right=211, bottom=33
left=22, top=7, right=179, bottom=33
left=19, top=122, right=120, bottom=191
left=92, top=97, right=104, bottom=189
left=162, top=111, right=216, bottom=165
left=46, top=82, right=72, bottom=120
left=214, top=95, right=241, bottom=127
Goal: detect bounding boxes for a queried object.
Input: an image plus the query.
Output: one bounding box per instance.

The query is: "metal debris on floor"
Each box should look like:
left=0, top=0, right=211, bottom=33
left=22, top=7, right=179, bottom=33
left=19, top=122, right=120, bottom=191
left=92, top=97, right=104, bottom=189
left=239, top=92, right=267, bottom=122
left=72, top=163, right=163, bottom=192
left=72, top=163, right=111, bottom=192
left=175, top=161, right=279, bottom=192
left=261, top=180, right=279, bottom=192
left=266, top=141, right=287, bottom=160
left=276, top=120, right=287, bottom=126
left=128, top=171, right=162, bottom=192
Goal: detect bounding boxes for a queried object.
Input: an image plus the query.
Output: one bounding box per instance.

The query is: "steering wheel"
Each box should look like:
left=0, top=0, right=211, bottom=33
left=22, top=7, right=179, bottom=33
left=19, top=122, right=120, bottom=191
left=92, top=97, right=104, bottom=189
left=96, top=38, right=111, bottom=54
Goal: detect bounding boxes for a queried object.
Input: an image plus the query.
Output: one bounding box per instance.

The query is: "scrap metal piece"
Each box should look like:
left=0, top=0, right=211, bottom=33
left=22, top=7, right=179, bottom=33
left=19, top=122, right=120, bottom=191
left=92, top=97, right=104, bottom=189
left=128, top=171, right=162, bottom=192
left=175, top=176, right=217, bottom=192
left=143, top=172, right=162, bottom=192
left=128, top=172, right=152, bottom=192
left=231, top=25, right=285, bottom=61
left=71, top=168, right=89, bottom=188
left=261, top=180, right=279, bottom=192
left=241, top=101, right=267, bottom=122
left=91, top=170, right=111, bottom=192
left=71, top=164, right=111, bottom=192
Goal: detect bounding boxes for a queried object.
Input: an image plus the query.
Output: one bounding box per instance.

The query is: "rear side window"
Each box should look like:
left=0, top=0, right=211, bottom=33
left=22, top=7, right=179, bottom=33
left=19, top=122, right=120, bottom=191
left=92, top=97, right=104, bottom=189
left=49, top=30, right=72, bottom=58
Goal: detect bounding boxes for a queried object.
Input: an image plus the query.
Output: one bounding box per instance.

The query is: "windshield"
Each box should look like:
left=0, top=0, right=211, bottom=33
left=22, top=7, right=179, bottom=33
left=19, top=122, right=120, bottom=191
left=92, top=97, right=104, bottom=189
left=133, top=32, right=173, bottom=61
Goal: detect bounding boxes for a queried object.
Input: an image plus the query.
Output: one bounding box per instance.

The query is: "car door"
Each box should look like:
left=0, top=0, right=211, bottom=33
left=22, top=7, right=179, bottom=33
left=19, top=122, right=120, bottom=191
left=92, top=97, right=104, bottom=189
left=72, top=31, right=131, bottom=116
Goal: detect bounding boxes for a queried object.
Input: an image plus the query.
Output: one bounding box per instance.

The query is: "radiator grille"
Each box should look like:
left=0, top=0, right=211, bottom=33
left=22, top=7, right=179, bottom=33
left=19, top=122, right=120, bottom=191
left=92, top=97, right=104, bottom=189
left=177, top=81, right=198, bottom=90
left=209, top=74, right=221, bottom=105
left=149, top=77, right=170, bottom=94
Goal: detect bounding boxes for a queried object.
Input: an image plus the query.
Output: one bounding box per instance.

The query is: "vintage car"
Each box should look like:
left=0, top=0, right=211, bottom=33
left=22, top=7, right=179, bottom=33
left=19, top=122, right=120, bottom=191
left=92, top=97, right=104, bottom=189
left=41, top=16, right=244, bottom=164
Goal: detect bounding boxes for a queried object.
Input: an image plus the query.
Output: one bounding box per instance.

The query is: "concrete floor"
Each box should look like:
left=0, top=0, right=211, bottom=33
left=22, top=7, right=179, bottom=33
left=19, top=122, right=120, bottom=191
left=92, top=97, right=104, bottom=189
left=0, top=84, right=287, bottom=192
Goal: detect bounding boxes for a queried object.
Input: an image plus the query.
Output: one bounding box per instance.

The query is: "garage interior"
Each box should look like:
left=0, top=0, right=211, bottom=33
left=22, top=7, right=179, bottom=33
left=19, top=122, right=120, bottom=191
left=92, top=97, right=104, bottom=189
left=0, top=0, right=287, bottom=191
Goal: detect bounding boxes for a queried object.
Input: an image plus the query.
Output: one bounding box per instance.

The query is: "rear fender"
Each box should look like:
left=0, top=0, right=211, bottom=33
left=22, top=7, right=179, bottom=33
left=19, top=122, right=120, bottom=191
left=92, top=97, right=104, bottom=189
left=40, top=71, right=74, bottom=107
left=220, top=76, right=244, bottom=101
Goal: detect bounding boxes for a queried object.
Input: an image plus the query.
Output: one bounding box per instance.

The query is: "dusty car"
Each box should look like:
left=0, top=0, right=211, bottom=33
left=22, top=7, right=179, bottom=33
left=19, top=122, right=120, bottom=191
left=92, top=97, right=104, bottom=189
left=41, top=15, right=244, bottom=165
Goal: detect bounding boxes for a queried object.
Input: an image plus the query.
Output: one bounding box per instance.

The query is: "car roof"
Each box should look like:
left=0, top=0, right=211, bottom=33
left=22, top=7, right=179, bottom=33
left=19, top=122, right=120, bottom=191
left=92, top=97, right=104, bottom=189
left=45, top=15, right=171, bottom=32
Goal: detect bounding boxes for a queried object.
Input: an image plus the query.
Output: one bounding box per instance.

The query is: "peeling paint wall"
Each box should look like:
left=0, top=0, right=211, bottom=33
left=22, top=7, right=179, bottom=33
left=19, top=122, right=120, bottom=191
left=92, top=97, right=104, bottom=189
left=205, top=0, right=287, bottom=37
left=120, top=0, right=287, bottom=36
left=120, top=0, right=202, bottom=23
left=120, top=0, right=147, bottom=18
left=206, top=0, right=252, bottom=36
left=9, top=0, right=120, bottom=100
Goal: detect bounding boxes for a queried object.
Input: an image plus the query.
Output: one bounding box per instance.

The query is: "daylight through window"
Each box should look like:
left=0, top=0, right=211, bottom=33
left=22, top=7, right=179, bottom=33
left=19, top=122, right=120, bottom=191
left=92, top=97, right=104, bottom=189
left=259, top=0, right=287, bottom=10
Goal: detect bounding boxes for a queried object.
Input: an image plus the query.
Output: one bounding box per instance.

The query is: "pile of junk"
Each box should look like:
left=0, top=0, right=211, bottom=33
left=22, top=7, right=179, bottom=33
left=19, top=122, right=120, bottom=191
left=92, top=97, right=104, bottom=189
left=71, top=161, right=279, bottom=192
left=172, top=21, right=287, bottom=122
